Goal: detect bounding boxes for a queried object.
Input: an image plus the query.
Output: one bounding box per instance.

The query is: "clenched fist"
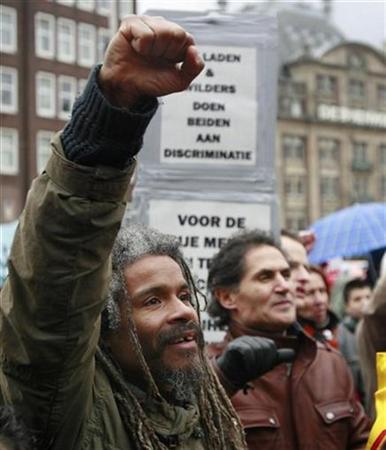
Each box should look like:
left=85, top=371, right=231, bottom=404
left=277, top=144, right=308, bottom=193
left=99, top=15, right=205, bottom=107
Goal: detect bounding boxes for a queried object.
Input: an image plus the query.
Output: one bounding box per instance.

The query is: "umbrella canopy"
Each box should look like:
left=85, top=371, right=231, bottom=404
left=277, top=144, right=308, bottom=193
left=308, top=202, right=386, bottom=264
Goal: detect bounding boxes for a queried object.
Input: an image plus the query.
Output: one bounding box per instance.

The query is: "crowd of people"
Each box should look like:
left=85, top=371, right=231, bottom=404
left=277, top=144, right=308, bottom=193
left=0, top=14, right=385, bottom=450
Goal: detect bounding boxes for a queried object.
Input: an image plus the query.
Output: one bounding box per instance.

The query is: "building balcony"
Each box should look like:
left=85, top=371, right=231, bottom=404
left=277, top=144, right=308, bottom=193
left=351, top=159, right=373, bottom=171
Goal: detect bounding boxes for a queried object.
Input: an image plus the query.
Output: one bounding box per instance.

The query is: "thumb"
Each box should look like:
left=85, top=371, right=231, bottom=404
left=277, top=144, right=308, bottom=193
left=179, top=45, right=204, bottom=88
left=275, top=348, right=295, bottom=365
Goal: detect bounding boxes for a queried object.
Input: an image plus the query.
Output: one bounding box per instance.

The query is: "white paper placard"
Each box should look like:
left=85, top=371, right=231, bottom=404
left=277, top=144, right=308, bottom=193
left=160, top=45, right=257, bottom=166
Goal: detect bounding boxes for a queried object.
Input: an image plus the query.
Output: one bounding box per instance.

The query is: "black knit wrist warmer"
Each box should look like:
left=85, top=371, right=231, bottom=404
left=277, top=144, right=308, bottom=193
left=61, top=65, right=158, bottom=168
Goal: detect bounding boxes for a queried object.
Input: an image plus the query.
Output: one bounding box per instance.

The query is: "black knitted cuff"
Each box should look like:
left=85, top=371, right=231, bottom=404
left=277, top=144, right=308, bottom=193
left=61, top=65, right=158, bottom=168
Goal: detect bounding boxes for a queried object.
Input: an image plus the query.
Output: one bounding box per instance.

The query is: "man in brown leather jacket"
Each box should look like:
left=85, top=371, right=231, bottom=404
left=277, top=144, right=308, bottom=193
left=207, top=230, right=370, bottom=450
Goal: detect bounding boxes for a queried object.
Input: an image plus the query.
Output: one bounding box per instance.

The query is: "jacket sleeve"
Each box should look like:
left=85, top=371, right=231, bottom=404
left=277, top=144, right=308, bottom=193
left=0, top=70, right=157, bottom=441
left=0, top=137, right=134, bottom=433
left=356, top=274, right=386, bottom=420
left=359, top=274, right=386, bottom=352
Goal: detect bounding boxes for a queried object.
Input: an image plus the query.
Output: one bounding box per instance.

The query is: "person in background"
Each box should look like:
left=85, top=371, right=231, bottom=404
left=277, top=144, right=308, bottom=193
left=338, top=278, right=372, bottom=403
left=280, top=230, right=311, bottom=311
left=207, top=229, right=369, bottom=450
left=300, top=266, right=340, bottom=349
left=357, top=273, right=386, bottom=420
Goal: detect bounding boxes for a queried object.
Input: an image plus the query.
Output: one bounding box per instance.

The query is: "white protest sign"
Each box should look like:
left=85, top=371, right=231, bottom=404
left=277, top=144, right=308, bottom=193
left=148, top=199, right=271, bottom=341
left=160, top=45, right=257, bottom=166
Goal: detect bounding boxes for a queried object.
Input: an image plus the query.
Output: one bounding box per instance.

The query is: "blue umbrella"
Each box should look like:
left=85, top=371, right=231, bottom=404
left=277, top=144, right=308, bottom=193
left=308, top=202, right=386, bottom=264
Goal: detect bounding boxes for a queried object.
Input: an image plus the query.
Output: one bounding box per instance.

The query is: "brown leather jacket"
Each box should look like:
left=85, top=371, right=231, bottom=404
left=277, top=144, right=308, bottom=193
left=207, top=322, right=370, bottom=450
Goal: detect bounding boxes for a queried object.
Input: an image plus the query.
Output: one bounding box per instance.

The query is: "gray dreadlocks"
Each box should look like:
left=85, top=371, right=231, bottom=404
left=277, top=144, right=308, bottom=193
left=99, top=224, right=247, bottom=450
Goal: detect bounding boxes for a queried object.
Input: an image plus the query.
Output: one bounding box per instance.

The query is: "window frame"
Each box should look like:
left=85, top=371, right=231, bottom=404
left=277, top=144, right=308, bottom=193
left=36, top=130, right=54, bottom=174
left=36, top=71, right=56, bottom=118
left=316, top=74, right=337, bottom=98
left=57, top=17, right=76, bottom=64
left=77, top=0, right=95, bottom=12
left=78, top=23, right=96, bottom=68
left=318, top=137, right=340, bottom=164
left=96, top=0, right=110, bottom=15
left=0, top=127, right=19, bottom=175
left=348, top=78, right=366, bottom=102
left=0, top=66, right=18, bottom=114
left=97, top=27, right=110, bottom=63
left=0, top=5, right=17, bottom=54
left=57, top=75, right=77, bottom=120
left=35, top=12, right=55, bottom=59
left=56, top=0, right=75, bottom=5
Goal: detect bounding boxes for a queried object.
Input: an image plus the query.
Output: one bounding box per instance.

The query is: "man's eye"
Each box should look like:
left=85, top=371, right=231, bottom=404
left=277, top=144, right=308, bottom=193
left=144, top=297, right=160, bottom=307
left=179, top=292, right=192, bottom=303
left=283, top=271, right=291, bottom=280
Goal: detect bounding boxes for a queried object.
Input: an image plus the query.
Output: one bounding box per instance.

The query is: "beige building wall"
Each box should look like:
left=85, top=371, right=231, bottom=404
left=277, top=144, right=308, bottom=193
left=277, top=42, right=386, bottom=231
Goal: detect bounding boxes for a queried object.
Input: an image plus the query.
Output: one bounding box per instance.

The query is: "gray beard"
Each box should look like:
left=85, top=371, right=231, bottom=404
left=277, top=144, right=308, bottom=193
left=151, top=358, right=204, bottom=406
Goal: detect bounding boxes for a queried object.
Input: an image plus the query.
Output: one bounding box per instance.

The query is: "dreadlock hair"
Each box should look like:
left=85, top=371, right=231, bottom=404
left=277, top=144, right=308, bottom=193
left=99, top=224, right=247, bottom=450
left=207, top=229, right=283, bottom=326
left=0, top=406, right=35, bottom=450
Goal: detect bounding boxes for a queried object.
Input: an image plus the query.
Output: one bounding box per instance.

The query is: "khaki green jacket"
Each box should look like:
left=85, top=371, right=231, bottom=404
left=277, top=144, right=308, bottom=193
left=0, top=135, right=205, bottom=450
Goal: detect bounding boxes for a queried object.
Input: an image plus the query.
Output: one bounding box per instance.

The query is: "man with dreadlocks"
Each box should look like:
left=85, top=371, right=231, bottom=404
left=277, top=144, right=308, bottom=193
left=0, top=14, right=286, bottom=450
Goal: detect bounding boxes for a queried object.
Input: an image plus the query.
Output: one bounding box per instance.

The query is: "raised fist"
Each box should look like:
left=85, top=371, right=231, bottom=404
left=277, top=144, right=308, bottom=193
left=99, top=15, right=205, bottom=107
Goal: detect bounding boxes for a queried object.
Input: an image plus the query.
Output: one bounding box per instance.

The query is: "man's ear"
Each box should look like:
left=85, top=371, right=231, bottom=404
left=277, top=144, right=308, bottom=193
left=214, top=288, right=238, bottom=311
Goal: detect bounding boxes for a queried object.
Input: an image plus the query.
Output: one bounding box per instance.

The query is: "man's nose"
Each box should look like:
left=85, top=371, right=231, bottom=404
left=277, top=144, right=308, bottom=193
left=275, top=274, right=290, bottom=292
left=168, top=296, right=198, bottom=323
left=298, top=264, right=310, bottom=283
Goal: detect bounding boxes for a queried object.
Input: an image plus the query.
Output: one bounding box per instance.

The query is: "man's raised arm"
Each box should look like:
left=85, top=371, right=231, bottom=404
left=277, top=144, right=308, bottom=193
left=0, top=14, right=203, bottom=442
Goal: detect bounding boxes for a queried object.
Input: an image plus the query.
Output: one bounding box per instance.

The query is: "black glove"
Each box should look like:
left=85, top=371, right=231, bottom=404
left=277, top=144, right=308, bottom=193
left=216, top=336, right=295, bottom=389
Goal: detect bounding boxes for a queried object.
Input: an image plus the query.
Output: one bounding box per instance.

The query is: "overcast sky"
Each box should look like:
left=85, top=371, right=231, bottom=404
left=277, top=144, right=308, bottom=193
left=137, top=0, right=385, bottom=50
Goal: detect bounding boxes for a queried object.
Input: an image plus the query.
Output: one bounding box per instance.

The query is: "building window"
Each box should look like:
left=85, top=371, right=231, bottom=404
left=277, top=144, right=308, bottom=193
left=35, top=13, right=55, bottom=59
left=279, top=96, right=304, bottom=118
left=58, top=76, right=76, bottom=120
left=97, top=28, right=111, bottom=62
left=379, top=144, right=386, bottom=165
left=380, top=176, right=386, bottom=199
left=36, top=130, right=54, bottom=173
left=347, top=52, right=366, bottom=70
left=348, top=79, right=366, bottom=102
left=0, top=5, right=17, bottom=54
left=353, top=142, right=368, bottom=162
left=377, top=85, right=386, bottom=110
left=352, top=176, right=369, bottom=197
left=56, top=0, right=75, bottom=5
left=96, top=0, right=110, bottom=15
left=0, top=128, right=18, bottom=175
left=119, top=0, right=134, bottom=18
left=57, top=18, right=76, bottom=63
left=285, top=214, right=307, bottom=232
left=0, top=66, right=18, bottom=114
left=78, top=78, right=88, bottom=95
left=284, top=176, right=306, bottom=196
left=282, top=135, right=306, bottom=161
left=318, top=138, right=339, bottom=164
left=320, top=176, right=339, bottom=199
left=78, top=23, right=96, bottom=67
left=77, top=0, right=95, bottom=11
left=36, top=72, right=56, bottom=118
left=316, top=74, right=337, bottom=98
